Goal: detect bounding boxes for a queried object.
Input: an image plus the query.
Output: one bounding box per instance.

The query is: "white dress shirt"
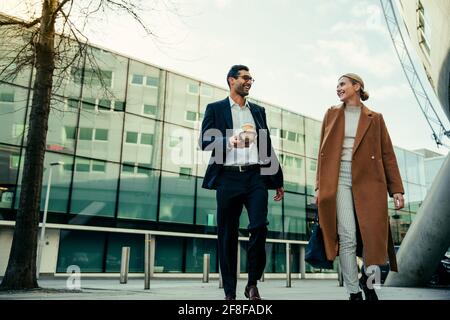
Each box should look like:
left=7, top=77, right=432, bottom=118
left=225, top=96, right=260, bottom=166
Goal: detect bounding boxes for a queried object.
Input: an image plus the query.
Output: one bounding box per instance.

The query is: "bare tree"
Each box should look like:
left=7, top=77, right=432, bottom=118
left=0, top=0, right=163, bottom=290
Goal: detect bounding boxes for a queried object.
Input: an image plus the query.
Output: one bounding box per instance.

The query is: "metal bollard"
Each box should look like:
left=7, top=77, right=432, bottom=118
left=144, top=234, right=152, bottom=290
left=286, top=243, right=291, bottom=287
left=260, top=271, right=265, bottom=282
left=219, top=268, right=223, bottom=288
left=300, top=245, right=306, bottom=279
left=236, top=241, right=241, bottom=279
left=203, top=254, right=210, bottom=283
left=120, top=246, right=130, bottom=284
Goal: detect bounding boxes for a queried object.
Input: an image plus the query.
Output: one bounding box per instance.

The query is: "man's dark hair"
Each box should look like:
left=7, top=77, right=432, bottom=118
left=226, top=65, right=249, bottom=88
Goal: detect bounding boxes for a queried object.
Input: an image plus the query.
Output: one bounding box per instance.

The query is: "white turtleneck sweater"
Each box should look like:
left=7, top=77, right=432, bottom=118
left=341, top=105, right=361, bottom=162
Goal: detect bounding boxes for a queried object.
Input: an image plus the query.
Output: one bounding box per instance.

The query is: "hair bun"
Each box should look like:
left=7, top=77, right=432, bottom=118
left=361, top=90, right=369, bottom=101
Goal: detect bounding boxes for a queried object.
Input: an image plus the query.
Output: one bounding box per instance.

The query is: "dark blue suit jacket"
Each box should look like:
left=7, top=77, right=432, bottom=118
left=199, top=97, right=284, bottom=190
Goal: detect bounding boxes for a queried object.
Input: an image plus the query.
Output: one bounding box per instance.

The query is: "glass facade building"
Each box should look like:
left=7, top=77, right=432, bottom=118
left=0, top=41, right=431, bottom=276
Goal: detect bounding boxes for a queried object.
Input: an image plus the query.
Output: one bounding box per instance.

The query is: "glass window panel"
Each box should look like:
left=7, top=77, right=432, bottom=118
left=282, top=110, right=305, bottom=155
left=165, top=73, right=200, bottom=129
left=83, top=47, right=128, bottom=101
left=239, top=207, right=250, bottom=229
left=199, top=84, right=227, bottom=113
left=279, top=152, right=306, bottom=193
left=196, top=178, right=217, bottom=227
left=92, top=160, right=106, bottom=172
left=162, top=123, right=196, bottom=175
left=143, top=104, right=157, bottom=116
left=186, top=111, right=197, bottom=121
left=407, top=183, right=424, bottom=213
left=0, top=144, right=20, bottom=209
left=127, top=60, right=164, bottom=120
left=126, top=131, right=138, bottom=144
left=146, top=76, right=159, bottom=87
left=424, top=157, right=445, bottom=189
left=0, top=92, right=15, bottom=102
left=56, top=230, right=106, bottom=273
left=95, top=128, right=108, bottom=141
left=268, top=190, right=283, bottom=232
left=122, top=163, right=134, bottom=173
left=394, top=147, right=407, bottom=182
left=79, top=127, right=93, bottom=140
left=196, top=138, right=211, bottom=178
left=77, top=108, right=123, bottom=161
left=0, top=29, right=33, bottom=87
left=98, top=98, right=111, bottom=111
left=405, top=150, right=421, bottom=184
left=118, top=168, right=158, bottom=221
left=140, top=133, right=154, bottom=146
left=29, top=153, right=74, bottom=213
left=389, top=209, right=412, bottom=245
left=105, top=233, right=144, bottom=273
left=131, top=74, right=144, bottom=85
left=239, top=241, right=248, bottom=273
left=179, top=167, right=192, bottom=176
left=200, top=85, right=213, bottom=97
left=264, top=242, right=286, bottom=273
left=114, top=100, right=125, bottom=112
left=82, top=98, right=96, bottom=110
left=284, top=192, right=306, bottom=237
left=122, top=114, right=161, bottom=170
left=159, top=171, right=195, bottom=224
left=27, top=99, right=79, bottom=154
left=252, top=100, right=282, bottom=151
left=185, top=238, right=218, bottom=273
left=305, top=158, right=318, bottom=195
left=65, top=126, right=76, bottom=140
left=70, top=158, right=119, bottom=217
left=305, top=117, right=321, bottom=159
left=0, top=84, right=28, bottom=146
left=76, top=158, right=90, bottom=172
left=67, top=98, right=79, bottom=109
left=155, top=236, right=183, bottom=273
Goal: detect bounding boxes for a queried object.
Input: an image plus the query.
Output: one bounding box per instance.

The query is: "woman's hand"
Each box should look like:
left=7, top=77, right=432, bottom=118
left=393, top=193, right=404, bottom=210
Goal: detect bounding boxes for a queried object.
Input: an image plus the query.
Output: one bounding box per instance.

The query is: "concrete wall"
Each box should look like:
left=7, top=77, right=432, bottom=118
left=0, top=227, right=60, bottom=276
left=0, top=227, right=13, bottom=276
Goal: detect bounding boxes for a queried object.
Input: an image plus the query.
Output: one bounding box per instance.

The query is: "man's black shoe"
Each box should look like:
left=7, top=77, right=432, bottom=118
left=349, top=292, right=363, bottom=300
left=244, top=285, right=261, bottom=300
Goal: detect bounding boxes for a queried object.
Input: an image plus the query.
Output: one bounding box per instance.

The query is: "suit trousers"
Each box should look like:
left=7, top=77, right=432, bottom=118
left=216, top=166, right=269, bottom=297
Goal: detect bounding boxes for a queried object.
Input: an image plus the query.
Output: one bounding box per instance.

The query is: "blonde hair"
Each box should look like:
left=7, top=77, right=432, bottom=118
left=340, top=73, right=370, bottom=101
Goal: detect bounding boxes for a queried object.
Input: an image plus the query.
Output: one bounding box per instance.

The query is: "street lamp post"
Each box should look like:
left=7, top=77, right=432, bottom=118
left=36, top=161, right=64, bottom=279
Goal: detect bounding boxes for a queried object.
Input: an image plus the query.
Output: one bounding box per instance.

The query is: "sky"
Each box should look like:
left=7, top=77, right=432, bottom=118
left=2, top=0, right=449, bottom=156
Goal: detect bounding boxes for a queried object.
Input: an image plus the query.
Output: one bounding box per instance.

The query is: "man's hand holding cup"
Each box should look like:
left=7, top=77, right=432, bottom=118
left=239, top=123, right=257, bottom=147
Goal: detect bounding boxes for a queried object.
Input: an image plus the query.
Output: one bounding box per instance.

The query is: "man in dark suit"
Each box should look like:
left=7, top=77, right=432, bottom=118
left=199, top=65, right=284, bottom=300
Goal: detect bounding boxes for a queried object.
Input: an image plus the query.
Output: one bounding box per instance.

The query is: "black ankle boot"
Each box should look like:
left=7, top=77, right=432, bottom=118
left=359, top=272, right=379, bottom=301
left=349, top=292, right=363, bottom=300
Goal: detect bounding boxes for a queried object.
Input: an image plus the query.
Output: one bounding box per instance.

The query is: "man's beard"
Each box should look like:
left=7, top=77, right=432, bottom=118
left=236, top=86, right=249, bottom=97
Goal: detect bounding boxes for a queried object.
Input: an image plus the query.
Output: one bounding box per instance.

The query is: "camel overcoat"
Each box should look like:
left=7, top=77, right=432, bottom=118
left=315, top=104, right=404, bottom=270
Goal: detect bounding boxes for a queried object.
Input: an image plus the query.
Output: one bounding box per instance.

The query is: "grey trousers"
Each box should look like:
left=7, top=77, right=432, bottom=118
left=336, top=161, right=361, bottom=294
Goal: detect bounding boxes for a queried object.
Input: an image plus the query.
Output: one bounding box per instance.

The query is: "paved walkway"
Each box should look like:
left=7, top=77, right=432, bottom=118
left=0, top=278, right=449, bottom=300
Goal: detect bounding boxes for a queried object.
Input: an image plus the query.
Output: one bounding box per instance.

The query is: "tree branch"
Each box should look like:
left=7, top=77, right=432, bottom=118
left=0, top=18, right=40, bottom=28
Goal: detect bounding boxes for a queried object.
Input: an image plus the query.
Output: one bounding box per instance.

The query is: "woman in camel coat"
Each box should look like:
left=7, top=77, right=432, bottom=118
left=315, top=73, right=405, bottom=300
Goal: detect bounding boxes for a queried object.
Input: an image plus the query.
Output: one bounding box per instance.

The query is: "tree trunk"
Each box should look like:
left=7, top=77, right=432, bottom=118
left=0, top=0, right=57, bottom=290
